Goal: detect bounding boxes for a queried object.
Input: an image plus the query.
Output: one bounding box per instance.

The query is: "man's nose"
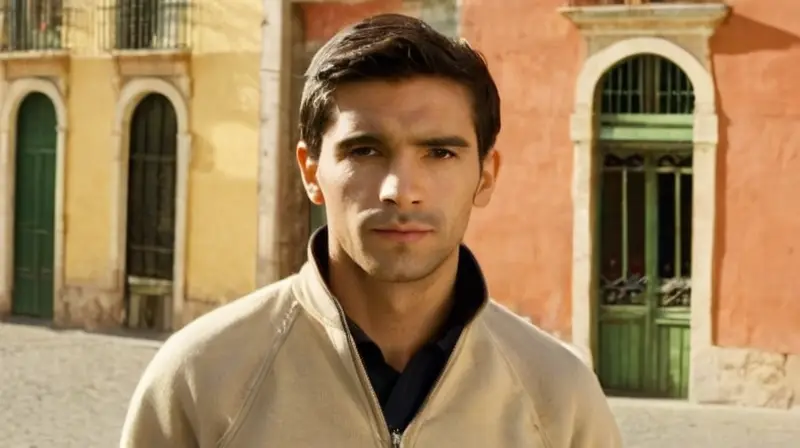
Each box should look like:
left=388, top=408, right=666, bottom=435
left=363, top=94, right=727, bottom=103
left=378, top=157, right=424, bottom=208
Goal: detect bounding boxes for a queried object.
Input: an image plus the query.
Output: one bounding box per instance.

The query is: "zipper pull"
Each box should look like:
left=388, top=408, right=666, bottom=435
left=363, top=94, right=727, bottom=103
left=391, top=430, right=402, bottom=448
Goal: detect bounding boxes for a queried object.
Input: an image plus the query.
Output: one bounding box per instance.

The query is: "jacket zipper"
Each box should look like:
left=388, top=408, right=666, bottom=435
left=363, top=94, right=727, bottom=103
left=400, top=298, right=489, bottom=442
left=391, top=430, right=403, bottom=448
left=335, top=303, right=396, bottom=447
left=337, top=300, right=488, bottom=447
left=398, top=323, right=471, bottom=443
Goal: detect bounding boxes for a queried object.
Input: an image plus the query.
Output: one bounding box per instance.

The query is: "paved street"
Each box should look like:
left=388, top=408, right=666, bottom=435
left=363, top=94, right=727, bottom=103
left=1, top=322, right=798, bottom=447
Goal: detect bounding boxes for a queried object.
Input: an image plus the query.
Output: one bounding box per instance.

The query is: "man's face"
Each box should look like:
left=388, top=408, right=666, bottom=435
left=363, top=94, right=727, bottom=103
left=298, top=76, right=499, bottom=282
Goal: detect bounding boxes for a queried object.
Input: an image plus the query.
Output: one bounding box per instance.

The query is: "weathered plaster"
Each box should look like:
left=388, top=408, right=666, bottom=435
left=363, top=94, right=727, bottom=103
left=692, top=347, right=799, bottom=409
left=59, top=284, right=123, bottom=330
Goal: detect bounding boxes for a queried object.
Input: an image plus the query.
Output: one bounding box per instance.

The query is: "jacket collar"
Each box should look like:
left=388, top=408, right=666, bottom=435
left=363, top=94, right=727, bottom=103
left=292, top=226, right=490, bottom=333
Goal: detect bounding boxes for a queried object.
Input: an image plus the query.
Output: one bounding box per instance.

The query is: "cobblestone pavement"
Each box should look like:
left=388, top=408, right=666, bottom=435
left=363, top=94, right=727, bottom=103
left=2, top=322, right=799, bottom=447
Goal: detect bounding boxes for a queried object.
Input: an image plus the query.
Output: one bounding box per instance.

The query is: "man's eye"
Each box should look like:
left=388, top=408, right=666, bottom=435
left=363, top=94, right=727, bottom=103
left=349, top=147, right=378, bottom=157
left=429, top=148, right=456, bottom=159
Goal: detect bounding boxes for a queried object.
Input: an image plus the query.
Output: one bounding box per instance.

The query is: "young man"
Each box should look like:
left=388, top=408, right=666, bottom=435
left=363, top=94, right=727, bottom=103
left=120, top=13, right=622, bottom=448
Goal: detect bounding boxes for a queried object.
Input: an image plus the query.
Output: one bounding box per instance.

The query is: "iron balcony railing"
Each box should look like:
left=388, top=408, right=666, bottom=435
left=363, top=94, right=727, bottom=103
left=99, top=0, right=192, bottom=52
left=566, top=0, right=723, bottom=5
left=0, top=0, right=71, bottom=52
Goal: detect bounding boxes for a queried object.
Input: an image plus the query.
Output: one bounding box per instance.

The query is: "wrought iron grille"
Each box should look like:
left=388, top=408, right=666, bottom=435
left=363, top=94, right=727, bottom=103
left=600, top=54, right=695, bottom=115
left=1, top=0, right=71, bottom=52
left=99, top=0, right=191, bottom=51
left=125, top=93, right=178, bottom=281
left=598, top=151, right=693, bottom=308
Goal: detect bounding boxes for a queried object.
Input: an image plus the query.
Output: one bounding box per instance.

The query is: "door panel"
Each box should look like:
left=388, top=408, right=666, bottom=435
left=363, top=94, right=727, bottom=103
left=596, top=149, right=692, bottom=398
left=12, top=92, right=57, bottom=319
left=598, top=314, right=647, bottom=392
left=654, top=319, right=690, bottom=397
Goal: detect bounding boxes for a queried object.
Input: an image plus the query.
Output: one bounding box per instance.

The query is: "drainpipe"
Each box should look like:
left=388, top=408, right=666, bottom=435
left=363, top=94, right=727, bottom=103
left=257, top=0, right=293, bottom=287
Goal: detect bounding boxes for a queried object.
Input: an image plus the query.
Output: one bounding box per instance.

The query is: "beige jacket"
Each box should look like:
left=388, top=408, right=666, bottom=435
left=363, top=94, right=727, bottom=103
left=120, top=247, right=622, bottom=448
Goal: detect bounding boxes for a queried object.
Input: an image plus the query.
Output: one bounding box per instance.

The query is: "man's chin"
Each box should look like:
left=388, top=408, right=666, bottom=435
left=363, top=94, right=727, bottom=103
left=367, top=269, right=433, bottom=284
left=356, top=256, right=439, bottom=283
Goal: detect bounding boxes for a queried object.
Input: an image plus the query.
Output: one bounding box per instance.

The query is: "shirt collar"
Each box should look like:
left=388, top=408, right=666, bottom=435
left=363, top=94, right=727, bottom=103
left=296, top=226, right=487, bottom=352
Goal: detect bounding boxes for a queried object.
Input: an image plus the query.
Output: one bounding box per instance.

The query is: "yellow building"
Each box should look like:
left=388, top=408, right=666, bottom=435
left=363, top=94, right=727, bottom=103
left=0, top=0, right=271, bottom=331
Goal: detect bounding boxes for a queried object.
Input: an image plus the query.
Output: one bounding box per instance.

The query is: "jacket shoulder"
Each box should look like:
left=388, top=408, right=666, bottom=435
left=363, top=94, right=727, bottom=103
left=483, top=300, right=590, bottom=367
left=169, top=275, right=299, bottom=354
left=121, top=276, right=301, bottom=445
left=482, top=300, right=622, bottom=448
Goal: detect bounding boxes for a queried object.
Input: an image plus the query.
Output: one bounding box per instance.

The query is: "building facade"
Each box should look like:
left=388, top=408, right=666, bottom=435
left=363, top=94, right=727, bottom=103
left=0, top=0, right=264, bottom=331
left=4, top=0, right=795, bottom=411
left=262, top=0, right=800, bottom=410
left=463, top=0, right=800, bottom=410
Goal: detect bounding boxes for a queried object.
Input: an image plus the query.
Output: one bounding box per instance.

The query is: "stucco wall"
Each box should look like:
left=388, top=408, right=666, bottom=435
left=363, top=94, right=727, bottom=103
left=301, top=0, right=404, bottom=45
left=57, top=0, right=262, bottom=328
left=710, top=0, right=800, bottom=355
left=461, top=0, right=581, bottom=341
left=61, top=59, right=119, bottom=326
left=185, top=0, right=261, bottom=304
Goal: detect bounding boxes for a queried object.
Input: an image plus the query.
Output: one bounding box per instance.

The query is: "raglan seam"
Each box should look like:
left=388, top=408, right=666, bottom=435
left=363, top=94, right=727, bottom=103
left=216, top=296, right=302, bottom=448
left=481, top=316, right=555, bottom=448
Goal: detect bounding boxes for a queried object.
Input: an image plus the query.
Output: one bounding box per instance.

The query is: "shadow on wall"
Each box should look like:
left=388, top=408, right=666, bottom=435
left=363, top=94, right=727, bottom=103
left=187, top=1, right=261, bottom=174
left=707, top=13, right=800, bottom=340
left=710, top=78, right=728, bottom=344
left=712, top=13, right=800, bottom=54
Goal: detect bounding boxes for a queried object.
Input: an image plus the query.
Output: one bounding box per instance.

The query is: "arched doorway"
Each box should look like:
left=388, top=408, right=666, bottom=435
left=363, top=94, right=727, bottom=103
left=124, top=93, right=178, bottom=330
left=12, top=92, right=58, bottom=319
left=595, top=54, right=694, bottom=398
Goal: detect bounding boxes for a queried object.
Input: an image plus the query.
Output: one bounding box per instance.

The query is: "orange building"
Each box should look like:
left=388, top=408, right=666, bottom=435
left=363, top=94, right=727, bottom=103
left=286, top=0, right=800, bottom=410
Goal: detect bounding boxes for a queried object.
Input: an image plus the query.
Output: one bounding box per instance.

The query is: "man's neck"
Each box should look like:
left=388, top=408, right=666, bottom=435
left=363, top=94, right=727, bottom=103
left=327, top=249, right=460, bottom=371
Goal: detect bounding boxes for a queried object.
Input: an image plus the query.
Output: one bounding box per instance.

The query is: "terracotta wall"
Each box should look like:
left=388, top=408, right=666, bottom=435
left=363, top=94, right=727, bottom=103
left=710, top=0, right=800, bottom=354
left=461, top=0, right=581, bottom=340
left=301, top=0, right=404, bottom=45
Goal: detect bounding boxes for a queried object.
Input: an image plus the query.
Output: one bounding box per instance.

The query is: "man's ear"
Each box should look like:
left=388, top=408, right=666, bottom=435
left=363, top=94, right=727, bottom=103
left=473, top=148, right=500, bottom=208
left=296, top=141, right=324, bottom=205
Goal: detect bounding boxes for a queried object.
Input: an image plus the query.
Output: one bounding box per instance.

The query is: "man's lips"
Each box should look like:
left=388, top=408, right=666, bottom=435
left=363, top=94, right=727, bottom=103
left=371, top=228, right=433, bottom=242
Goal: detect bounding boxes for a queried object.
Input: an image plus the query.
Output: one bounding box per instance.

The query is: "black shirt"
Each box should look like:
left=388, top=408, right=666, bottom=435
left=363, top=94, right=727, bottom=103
left=312, top=231, right=485, bottom=433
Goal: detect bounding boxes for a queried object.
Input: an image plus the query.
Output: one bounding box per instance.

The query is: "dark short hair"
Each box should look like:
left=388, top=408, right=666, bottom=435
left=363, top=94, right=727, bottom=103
left=299, top=13, right=501, bottom=160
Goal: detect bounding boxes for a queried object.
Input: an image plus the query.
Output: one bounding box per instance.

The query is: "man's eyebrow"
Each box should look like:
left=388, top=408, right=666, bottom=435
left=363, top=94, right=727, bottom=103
left=412, top=136, right=471, bottom=148
left=334, top=133, right=472, bottom=152
left=335, top=133, right=384, bottom=150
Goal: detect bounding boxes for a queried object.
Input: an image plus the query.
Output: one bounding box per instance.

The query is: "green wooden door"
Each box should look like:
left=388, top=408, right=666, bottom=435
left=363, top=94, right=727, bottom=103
left=597, top=149, right=692, bottom=398
left=12, top=92, right=57, bottom=319
left=594, top=54, right=694, bottom=398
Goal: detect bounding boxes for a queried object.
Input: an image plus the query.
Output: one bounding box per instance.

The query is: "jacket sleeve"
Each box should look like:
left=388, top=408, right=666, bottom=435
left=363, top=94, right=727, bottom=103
left=119, top=343, right=199, bottom=448
left=569, top=366, right=624, bottom=448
